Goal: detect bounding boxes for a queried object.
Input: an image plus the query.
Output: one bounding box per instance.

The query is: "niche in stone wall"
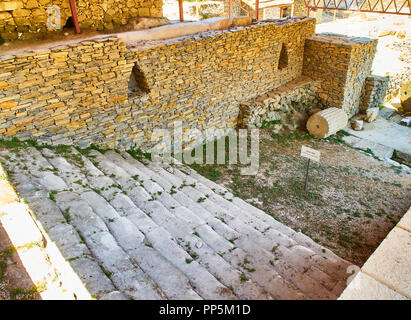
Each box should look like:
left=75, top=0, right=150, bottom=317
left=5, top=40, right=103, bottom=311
left=64, top=17, right=74, bottom=29
left=278, top=43, right=289, bottom=70
left=128, top=64, right=150, bottom=98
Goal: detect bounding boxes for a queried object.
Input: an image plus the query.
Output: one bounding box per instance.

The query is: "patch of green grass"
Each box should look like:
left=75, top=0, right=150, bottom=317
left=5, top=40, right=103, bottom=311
left=261, top=119, right=282, bottom=129
left=76, top=144, right=109, bottom=156
left=338, top=234, right=351, bottom=244
left=240, top=273, right=248, bottom=282
left=271, top=130, right=315, bottom=145
left=127, top=148, right=151, bottom=161
left=62, top=207, right=71, bottom=222
left=189, top=163, right=221, bottom=182
left=185, top=258, right=193, bottom=264
left=0, top=246, right=15, bottom=282
left=100, top=266, right=112, bottom=278
left=9, top=286, right=40, bottom=300
left=49, top=190, right=57, bottom=202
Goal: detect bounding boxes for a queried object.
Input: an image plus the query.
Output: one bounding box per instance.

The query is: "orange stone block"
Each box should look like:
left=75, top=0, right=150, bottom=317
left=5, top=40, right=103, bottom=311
left=0, top=100, right=18, bottom=110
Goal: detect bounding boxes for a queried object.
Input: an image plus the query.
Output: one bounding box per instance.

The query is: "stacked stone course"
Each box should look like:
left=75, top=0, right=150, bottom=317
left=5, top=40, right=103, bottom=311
left=238, top=76, right=321, bottom=130
left=360, top=75, right=389, bottom=113
left=0, top=0, right=163, bottom=40
left=0, top=18, right=317, bottom=150
left=303, top=34, right=377, bottom=117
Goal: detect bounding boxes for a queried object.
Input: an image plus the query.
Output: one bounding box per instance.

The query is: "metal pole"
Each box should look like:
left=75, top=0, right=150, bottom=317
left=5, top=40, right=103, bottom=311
left=307, top=7, right=310, bottom=17
left=179, top=0, right=184, bottom=22
left=229, top=0, right=232, bottom=19
left=304, top=159, right=310, bottom=191
left=255, top=0, right=259, bottom=20
left=68, top=0, right=80, bottom=34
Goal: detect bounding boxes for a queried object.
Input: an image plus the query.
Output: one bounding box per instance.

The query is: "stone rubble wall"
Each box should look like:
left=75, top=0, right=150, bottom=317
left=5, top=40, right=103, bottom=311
left=302, top=34, right=377, bottom=117
left=0, top=0, right=163, bottom=40
left=238, top=76, right=321, bottom=131
left=0, top=18, right=316, bottom=151
left=293, top=0, right=307, bottom=17
left=359, top=75, right=389, bottom=113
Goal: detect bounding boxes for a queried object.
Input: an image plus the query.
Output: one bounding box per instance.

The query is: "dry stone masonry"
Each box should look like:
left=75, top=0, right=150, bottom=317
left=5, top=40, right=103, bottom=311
left=303, top=34, right=378, bottom=117
left=238, top=76, right=321, bottom=130
left=360, top=75, right=389, bottom=113
left=1, top=18, right=317, bottom=151
left=0, top=0, right=163, bottom=40
left=0, top=18, right=381, bottom=151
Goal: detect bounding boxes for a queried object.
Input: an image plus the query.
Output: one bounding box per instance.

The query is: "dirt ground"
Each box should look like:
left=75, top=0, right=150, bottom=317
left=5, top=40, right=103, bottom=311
left=190, top=129, right=411, bottom=266
left=0, top=223, right=41, bottom=300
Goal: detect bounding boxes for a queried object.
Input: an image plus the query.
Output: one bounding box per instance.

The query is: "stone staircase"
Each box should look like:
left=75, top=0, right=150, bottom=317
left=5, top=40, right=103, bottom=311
left=0, top=146, right=354, bottom=299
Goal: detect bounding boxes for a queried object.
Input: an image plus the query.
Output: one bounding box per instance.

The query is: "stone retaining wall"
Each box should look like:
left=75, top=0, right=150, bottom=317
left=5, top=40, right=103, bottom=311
left=0, top=18, right=316, bottom=151
left=238, top=76, right=321, bottom=131
left=293, top=0, right=307, bottom=17
left=303, top=34, right=377, bottom=117
left=360, top=75, right=389, bottom=113
left=0, top=0, right=163, bottom=40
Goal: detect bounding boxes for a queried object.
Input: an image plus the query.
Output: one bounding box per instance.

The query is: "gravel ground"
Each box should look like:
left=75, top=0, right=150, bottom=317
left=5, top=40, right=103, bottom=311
left=191, top=129, right=411, bottom=266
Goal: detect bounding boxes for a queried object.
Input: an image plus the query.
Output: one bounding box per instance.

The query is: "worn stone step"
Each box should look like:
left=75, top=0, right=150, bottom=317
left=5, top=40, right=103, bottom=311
left=0, top=156, right=94, bottom=299
left=120, top=159, right=322, bottom=297
left=75, top=150, right=238, bottom=300
left=103, top=153, right=296, bottom=298
left=80, top=191, right=201, bottom=300
left=158, top=163, right=351, bottom=281
left=54, top=191, right=165, bottom=300
left=143, top=162, right=343, bottom=296
left=41, top=149, right=204, bottom=299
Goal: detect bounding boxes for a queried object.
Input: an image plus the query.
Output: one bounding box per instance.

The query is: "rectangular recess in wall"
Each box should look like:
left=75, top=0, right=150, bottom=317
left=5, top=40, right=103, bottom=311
left=278, top=43, right=289, bottom=70
left=128, top=64, right=150, bottom=98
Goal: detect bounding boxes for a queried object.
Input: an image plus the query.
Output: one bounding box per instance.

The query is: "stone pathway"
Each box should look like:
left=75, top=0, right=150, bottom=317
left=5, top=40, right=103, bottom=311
left=0, top=146, right=354, bottom=300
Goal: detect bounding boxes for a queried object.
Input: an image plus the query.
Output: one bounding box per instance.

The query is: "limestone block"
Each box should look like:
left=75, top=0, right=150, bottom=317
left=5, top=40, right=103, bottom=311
left=0, top=202, right=44, bottom=248
left=12, top=8, right=30, bottom=17
left=351, top=119, right=363, bottom=131
left=231, top=16, right=252, bottom=27
left=339, top=271, right=407, bottom=300
left=0, top=1, right=23, bottom=11
left=25, top=0, right=39, bottom=9
left=398, top=208, right=411, bottom=232
left=362, top=227, right=411, bottom=297
left=138, top=7, right=150, bottom=17
left=400, top=81, right=411, bottom=113
left=207, top=17, right=231, bottom=31
left=364, top=107, right=379, bottom=123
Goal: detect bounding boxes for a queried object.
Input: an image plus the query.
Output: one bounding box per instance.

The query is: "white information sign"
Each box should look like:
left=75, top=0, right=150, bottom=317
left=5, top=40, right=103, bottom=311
left=301, top=145, right=321, bottom=162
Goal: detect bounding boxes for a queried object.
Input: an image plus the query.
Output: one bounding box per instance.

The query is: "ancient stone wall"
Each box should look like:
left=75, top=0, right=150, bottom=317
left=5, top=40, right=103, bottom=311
left=293, top=0, right=307, bottom=16
left=0, top=18, right=316, bottom=150
left=303, top=34, right=377, bottom=116
left=238, top=76, right=321, bottom=131
left=360, top=75, right=389, bottom=113
left=0, top=0, right=163, bottom=40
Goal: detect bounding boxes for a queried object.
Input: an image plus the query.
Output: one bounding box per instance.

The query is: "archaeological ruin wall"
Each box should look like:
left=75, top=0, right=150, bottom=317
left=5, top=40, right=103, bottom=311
left=303, top=34, right=378, bottom=116
left=0, top=18, right=317, bottom=150
left=0, top=0, right=163, bottom=40
left=0, top=18, right=380, bottom=151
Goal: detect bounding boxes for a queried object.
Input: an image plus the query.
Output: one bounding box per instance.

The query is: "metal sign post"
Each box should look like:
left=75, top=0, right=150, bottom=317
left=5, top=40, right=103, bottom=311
left=304, top=158, right=310, bottom=191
